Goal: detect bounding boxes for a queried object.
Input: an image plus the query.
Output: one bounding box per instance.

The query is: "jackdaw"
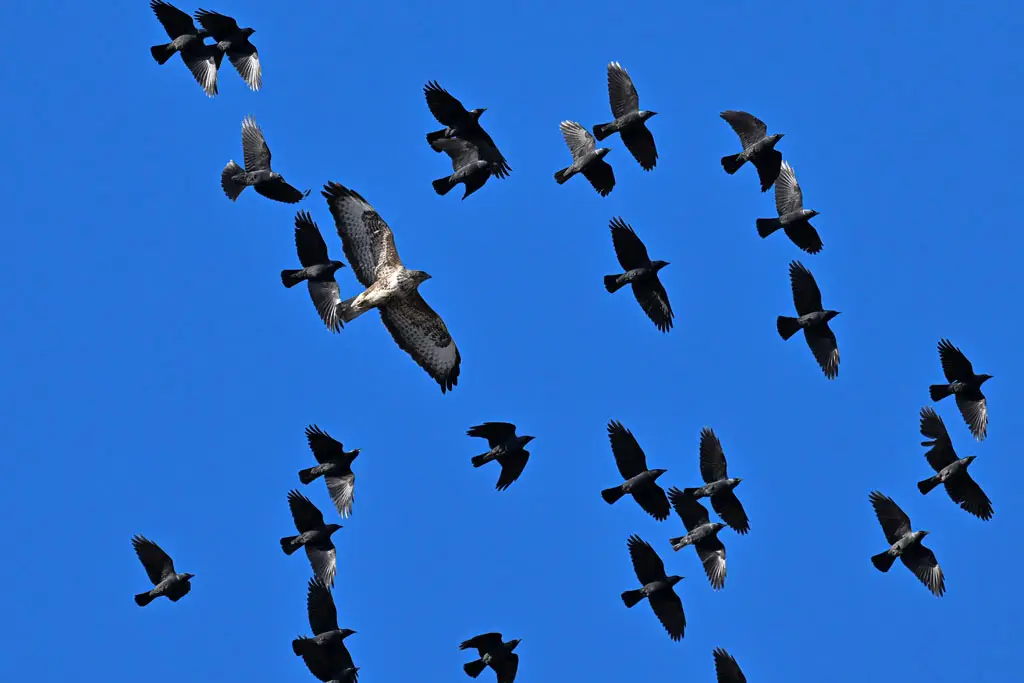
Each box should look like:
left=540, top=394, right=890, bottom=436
left=929, top=338, right=992, bottom=441
left=603, top=217, right=673, bottom=332
left=869, top=491, right=945, bottom=597
left=720, top=110, right=784, bottom=192
left=424, top=81, right=511, bottom=178
left=293, top=577, right=358, bottom=683
left=554, top=121, right=615, bottom=196
left=468, top=422, right=535, bottom=491
left=459, top=633, right=520, bottom=683
left=298, top=424, right=360, bottom=518
left=131, top=534, right=194, bottom=606
left=222, top=116, right=310, bottom=203
left=429, top=137, right=492, bottom=200
left=281, top=211, right=346, bottom=333
left=194, top=9, right=261, bottom=91
left=713, top=648, right=747, bottom=683
left=756, top=161, right=822, bottom=254
left=621, top=534, right=686, bottom=641
left=777, top=260, right=840, bottom=379
left=149, top=0, right=222, bottom=97
left=280, top=490, right=342, bottom=587
left=683, top=427, right=749, bottom=534
left=600, top=419, right=670, bottom=520
left=592, top=61, right=658, bottom=170
left=668, top=488, right=727, bottom=590
left=917, top=407, right=992, bottom=520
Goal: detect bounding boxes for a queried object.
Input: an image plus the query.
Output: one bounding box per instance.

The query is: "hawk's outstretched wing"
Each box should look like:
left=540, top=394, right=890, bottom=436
left=322, top=182, right=402, bottom=287
left=380, top=292, right=461, bottom=393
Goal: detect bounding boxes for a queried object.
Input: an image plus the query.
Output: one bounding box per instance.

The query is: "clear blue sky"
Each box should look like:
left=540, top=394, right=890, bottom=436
left=1, top=1, right=1021, bottom=681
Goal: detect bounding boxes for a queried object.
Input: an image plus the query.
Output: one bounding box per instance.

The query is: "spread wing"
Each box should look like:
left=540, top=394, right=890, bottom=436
left=901, top=543, right=945, bottom=597
left=241, top=115, right=271, bottom=171
left=607, top=419, right=649, bottom=479
left=287, top=489, right=326, bottom=532
left=229, top=46, right=261, bottom=92
left=306, top=425, right=346, bottom=463
left=621, top=125, right=658, bottom=171
left=495, top=653, right=518, bottom=683
left=306, top=545, right=337, bottom=589
left=152, top=0, right=198, bottom=39
left=607, top=61, right=639, bottom=118
left=632, top=278, right=673, bottom=333
left=459, top=632, right=504, bottom=653
left=581, top=158, right=615, bottom=196
left=294, top=211, right=330, bottom=267
left=308, top=281, right=343, bottom=333
left=804, top=325, right=840, bottom=380
left=193, top=9, right=240, bottom=39
left=774, top=161, right=804, bottom=215
left=495, top=451, right=530, bottom=491
left=627, top=534, right=666, bottom=585
left=668, top=487, right=711, bottom=530
left=256, top=178, right=310, bottom=204
left=609, top=218, right=651, bottom=270
left=720, top=110, right=767, bottom=150
left=752, top=149, right=783, bottom=192
left=919, top=407, right=956, bottom=471
left=699, top=427, right=728, bottom=482
left=789, top=260, right=823, bottom=315
left=713, top=648, right=747, bottom=683
left=181, top=46, right=221, bottom=98
left=132, top=534, right=175, bottom=584
left=423, top=81, right=470, bottom=127
left=322, top=182, right=401, bottom=288
left=869, top=491, right=911, bottom=544
left=937, top=339, right=975, bottom=382
left=696, top=537, right=726, bottom=590
left=955, top=393, right=988, bottom=441
left=430, top=137, right=481, bottom=171
left=649, top=589, right=686, bottom=641
left=782, top=221, right=823, bottom=254
left=325, top=472, right=355, bottom=518
left=306, top=576, right=339, bottom=635
left=379, top=292, right=461, bottom=393
left=710, top=489, right=749, bottom=535
left=467, top=422, right=518, bottom=448
left=559, top=120, right=595, bottom=160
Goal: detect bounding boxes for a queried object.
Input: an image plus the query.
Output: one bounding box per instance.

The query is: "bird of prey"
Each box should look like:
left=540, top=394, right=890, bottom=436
left=600, top=420, right=669, bottom=520
left=298, top=424, right=360, bottom=518
left=131, top=534, right=194, bottom=606
left=776, top=260, right=840, bottom=379
left=592, top=61, right=658, bottom=170
left=468, top=422, right=535, bottom=491
left=429, top=137, right=492, bottom=200
left=554, top=121, right=615, bottom=196
left=194, top=9, right=261, bottom=91
left=917, top=407, right=992, bottom=520
left=281, top=211, right=346, bottom=333
left=720, top=110, right=785, bottom=192
left=756, top=161, right=822, bottom=254
left=321, top=181, right=461, bottom=392
left=292, top=577, right=358, bottom=683
left=869, top=491, right=945, bottom=597
left=459, top=633, right=520, bottom=683
left=424, top=81, right=511, bottom=178
left=621, top=535, right=686, bottom=641
left=682, top=427, right=749, bottom=534
left=148, top=0, right=222, bottom=97
left=929, top=339, right=992, bottom=441
left=603, top=217, right=673, bottom=332
left=667, top=488, right=727, bottom=590
left=222, top=116, right=310, bottom=204
left=280, top=490, right=342, bottom=587
left=713, top=648, right=747, bottom=683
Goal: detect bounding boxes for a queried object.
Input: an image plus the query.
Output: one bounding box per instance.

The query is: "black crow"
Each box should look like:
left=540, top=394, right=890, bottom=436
left=459, top=633, right=520, bottom=683
left=600, top=420, right=670, bottom=520
left=777, top=260, right=840, bottom=379
left=869, top=491, right=945, bottom=597
left=222, top=116, right=310, bottom=203
left=429, top=137, right=492, bottom=200
left=149, top=0, right=222, bottom=97
left=424, top=81, right=510, bottom=178
left=667, top=489, right=727, bottom=590
left=603, top=217, right=673, bottom=332
left=467, top=422, right=535, bottom=491
left=194, top=9, right=261, bottom=90
left=720, top=110, right=784, bottom=192
left=293, top=577, right=358, bottom=683
left=929, top=339, right=992, bottom=441
left=281, top=211, right=346, bottom=333
left=756, top=161, right=822, bottom=254
left=917, top=407, right=992, bottom=520
left=621, top=535, right=686, bottom=641
left=554, top=121, right=615, bottom=196
left=713, top=648, right=747, bottom=683
left=131, top=534, right=194, bottom=606
left=683, top=427, right=749, bottom=534
left=592, top=61, right=658, bottom=170
left=298, top=424, right=360, bottom=518
left=280, top=490, right=342, bottom=587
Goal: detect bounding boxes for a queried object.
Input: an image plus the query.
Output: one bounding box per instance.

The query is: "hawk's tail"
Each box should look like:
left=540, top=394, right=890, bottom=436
left=721, top=153, right=745, bottom=175
left=221, top=161, right=246, bottom=201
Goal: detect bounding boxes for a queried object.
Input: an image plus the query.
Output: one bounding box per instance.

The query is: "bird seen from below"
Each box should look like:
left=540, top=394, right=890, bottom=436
left=148, top=0, right=222, bottom=97
left=193, top=8, right=261, bottom=91
left=131, top=534, right=194, bottom=606
left=603, top=217, right=673, bottom=332
left=423, top=81, right=511, bottom=178
left=592, top=61, right=658, bottom=171
left=459, top=632, right=520, bottom=683
left=429, top=137, right=492, bottom=200
left=280, top=490, right=342, bottom=587
left=554, top=120, right=615, bottom=196
left=298, top=424, right=360, bottom=518
left=777, top=260, right=840, bottom=379
left=321, top=181, right=461, bottom=392
left=281, top=211, right=347, bottom=333
left=917, top=407, right=992, bottom=520
left=713, top=648, right=748, bottom=683
left=467, top=422, right=535, bottom=491
left=868, top=491, right=945, bottom=597
left=930, top=338, right=992, bottom=441
left=292, top=577, right=358, bottom=683
left=667, top=488, right=728, bottom=590
left=683, top=427, right=749, bottom=534
left=600, top=419, right=670, bottom=520
left=756, top=161, right=822, bottom=254
left=621, top=534, right=687, bottom=641
left=222, top=115, right=310, bottom=203
left=720, top=110, right=784, bottom=192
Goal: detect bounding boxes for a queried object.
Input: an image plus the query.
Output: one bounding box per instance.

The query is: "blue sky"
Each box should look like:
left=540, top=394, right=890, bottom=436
left=1, top=1, right=1021, bottom=681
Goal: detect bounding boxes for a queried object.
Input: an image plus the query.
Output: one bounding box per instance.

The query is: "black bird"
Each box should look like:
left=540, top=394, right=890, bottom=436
left=713, top=648, right=747, bottom=683
left=603, top=217, right=673, bottom=332
left=424, top=81, right=511, bottom=178
left=929, top=339, right=992, bottom=441
left=683, top=427, right=749, bottom=534
left=149, top=0, right=221, bottom=97
left=468, top=422, right=535, bottom=491
left=592, top=61, right=658, bottom=171
left=131, top=534, right=194, bottom=606
left=429, top=137, right=492, bottom=200
left=917, top=407, right=992, bottom=520
left=869, top=491, right=945, bottom=597
left=621, top=535, right=686, bottom=641
left=281, top=211, right=346, bottom=333
left=667, top=488, right=727, bottom=590
left=777, top=260, right=840, bottom=379
left=222, top=115, right=310, bottom=204
left=459, top=633, right=520, bottom=683
left=280, top=490, right=342, bottom=587
left=554, top=121, right=615, bottom=196
left=720, top=110, right=784, bottom=192
left=194, top=9, right=261, bottom=91
left=756, top=161, right=822, bottom=254
left=298, top=424, right=360, bottom=518
left=327, top=670, right=359, bottom=683
left=292, top=577, right=358, bottom=683
left=600, top=420, right=670, bottom=520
